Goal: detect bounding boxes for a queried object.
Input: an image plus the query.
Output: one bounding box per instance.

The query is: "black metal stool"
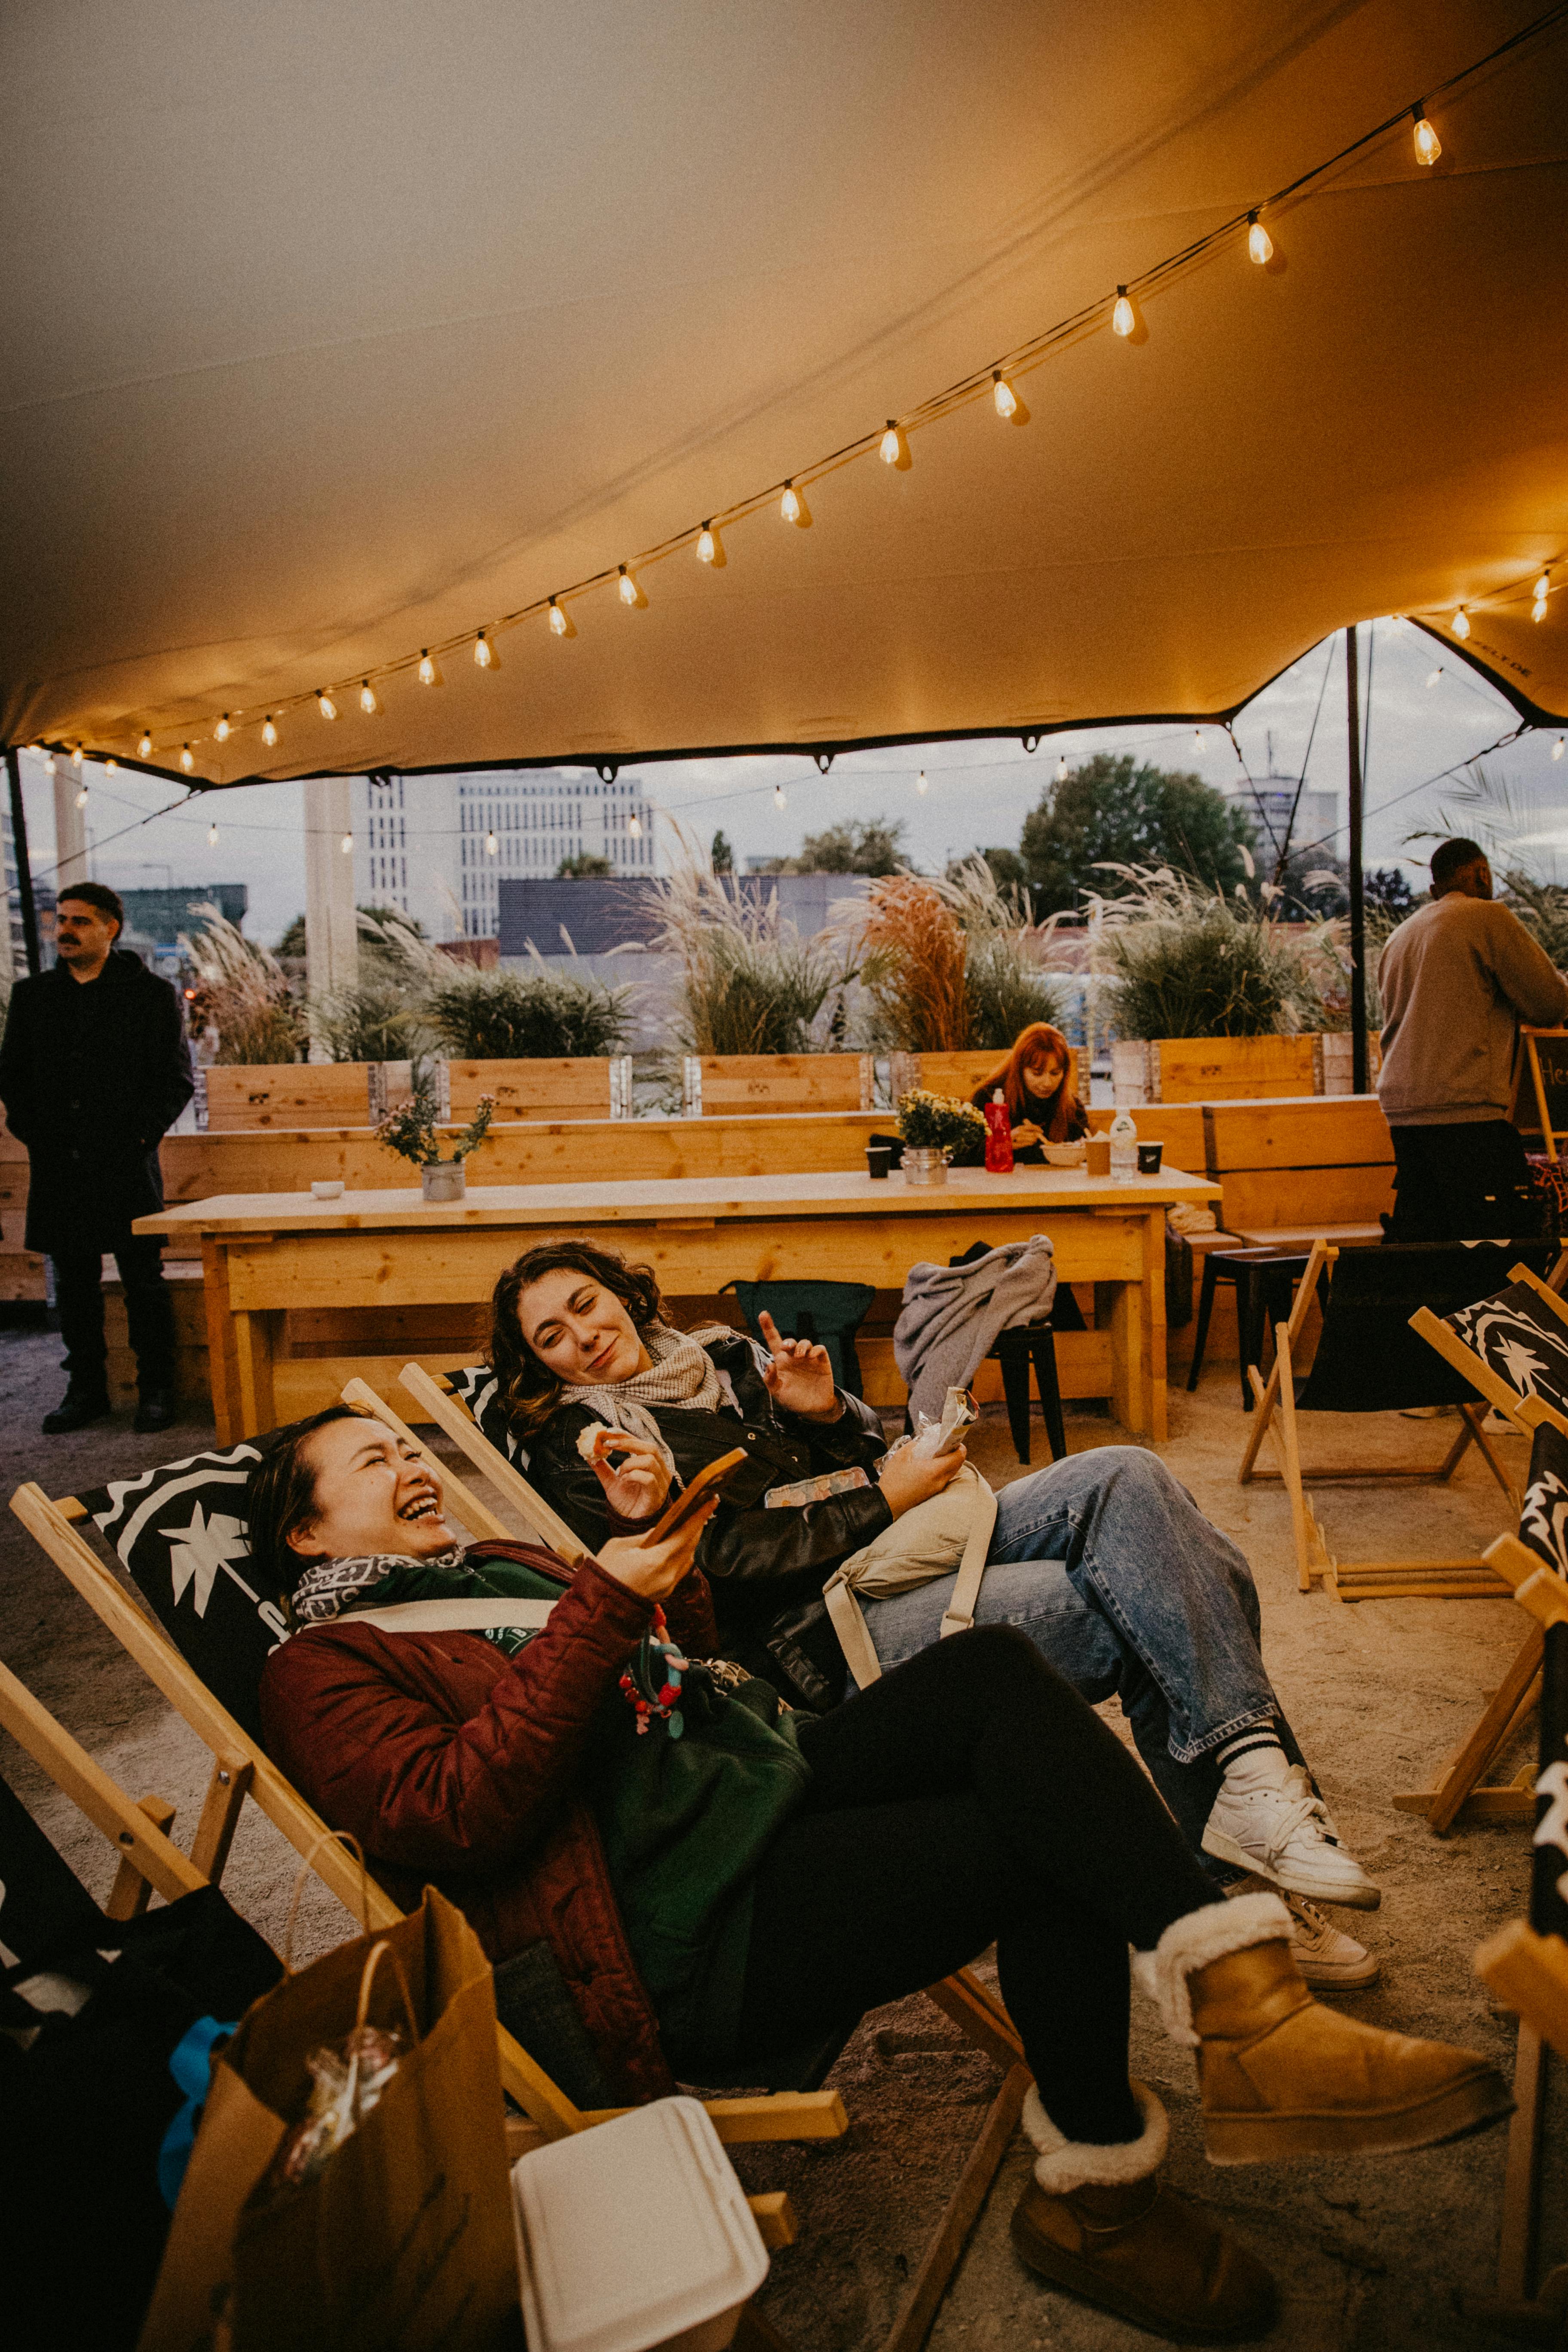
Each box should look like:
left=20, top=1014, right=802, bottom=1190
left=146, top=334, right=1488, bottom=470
left=1187, top=1247, right=1314, bottom=1411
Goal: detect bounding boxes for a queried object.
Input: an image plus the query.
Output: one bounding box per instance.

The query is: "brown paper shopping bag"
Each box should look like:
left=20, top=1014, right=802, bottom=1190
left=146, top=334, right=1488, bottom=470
left=139, top=1887, right=516, bottom=2352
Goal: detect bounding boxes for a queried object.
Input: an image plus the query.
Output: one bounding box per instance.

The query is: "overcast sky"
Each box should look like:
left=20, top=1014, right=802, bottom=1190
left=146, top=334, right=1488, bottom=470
left=21, top=618, right=1562, bottom=949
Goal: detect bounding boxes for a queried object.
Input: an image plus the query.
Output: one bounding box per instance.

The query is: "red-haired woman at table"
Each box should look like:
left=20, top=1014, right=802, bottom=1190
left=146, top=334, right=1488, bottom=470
left=970, top=1022, right=1089, bottom=1164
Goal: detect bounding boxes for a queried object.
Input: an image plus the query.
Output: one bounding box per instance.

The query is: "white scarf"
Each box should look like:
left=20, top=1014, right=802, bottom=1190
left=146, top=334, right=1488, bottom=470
left=561, top=1320, right=747, bottom=1464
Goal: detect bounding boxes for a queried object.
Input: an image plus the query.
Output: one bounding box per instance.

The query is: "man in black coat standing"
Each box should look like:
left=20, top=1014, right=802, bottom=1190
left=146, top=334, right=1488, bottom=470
left=0, top=882, right=194, bottom=1433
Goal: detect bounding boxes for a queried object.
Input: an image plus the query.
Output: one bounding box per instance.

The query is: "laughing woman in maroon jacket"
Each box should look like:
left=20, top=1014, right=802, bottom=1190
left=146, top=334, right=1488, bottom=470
left=254, top=1405, right=1506, bottom=2348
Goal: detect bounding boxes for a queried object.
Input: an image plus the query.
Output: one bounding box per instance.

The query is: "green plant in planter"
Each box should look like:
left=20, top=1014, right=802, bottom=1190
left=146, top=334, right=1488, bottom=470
left=426, top=968, right=633, bottom=1060
left=376, top=1090, right=495, bottom=1169
left=1087, top=866, right=1325, bottom=1040
left=896, top=1089, right=986, bottom=1160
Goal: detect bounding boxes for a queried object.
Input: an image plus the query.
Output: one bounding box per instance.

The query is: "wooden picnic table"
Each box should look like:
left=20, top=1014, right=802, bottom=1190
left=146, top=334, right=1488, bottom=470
left=138, top=1164, right=1221, bottom=1445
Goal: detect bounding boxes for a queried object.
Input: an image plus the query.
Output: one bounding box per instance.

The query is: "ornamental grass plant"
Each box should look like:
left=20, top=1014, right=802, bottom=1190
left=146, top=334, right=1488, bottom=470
left=181, top=908, right=305, bottom=1064
left=646, top=852, right=845, bottom=1055
left=1087, top=866, right=1326, bottom=1040
left=846, top=861, right=1060, bottom=1051
left=425, top=965, right=634, bottom=1059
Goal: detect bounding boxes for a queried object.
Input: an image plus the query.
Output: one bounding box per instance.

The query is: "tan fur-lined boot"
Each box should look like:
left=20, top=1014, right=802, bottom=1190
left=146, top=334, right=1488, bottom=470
left=1010, top=2081, right=1277, bottom=2342
left=1139, top=1893, right=1512, bottom=2164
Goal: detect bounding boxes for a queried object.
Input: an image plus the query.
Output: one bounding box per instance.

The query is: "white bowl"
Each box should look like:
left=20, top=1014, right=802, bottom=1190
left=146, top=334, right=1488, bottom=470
left=310, top=1179, right=345, bottom=1200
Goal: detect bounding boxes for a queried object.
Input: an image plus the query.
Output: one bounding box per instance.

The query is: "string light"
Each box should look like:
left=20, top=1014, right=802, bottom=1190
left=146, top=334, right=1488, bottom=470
left=417, top=650, right=443, bottom=687
left=1425, top=667, right=1443, bottom=687
left=1452, top=607, right=1471, bottom=640
left=916, top=769, right=929, bottom=795
left=340, top=831, right=353, bottom=854
left=992, top=372, right=1018, bottom=420
left=317, top=690, right=338, bottom=720
left=1112, top=288, right=1136, bottom=337
left=1553, top=736, right=1565, bottom=761
left=42, top=755, right=55, bottom=775
left=137, top=731, right=153, bottom=759
left=104, top=759, right=116, bottom=774
left=262, top=717, right=278, bottom=747
left=485, top=829, right=499, bottom=855
left=618, top=566, right=642, bottom=608
left=359, top=680, right=381, bottom=716
left=774, top=785, right=787, bottom=808
left=1055, top=755, right=1069, bottom=781
left=697, top=522, right=720, bottom=564
left=879, top=422, right=905, bottom=466
left=1192, top=730, right=1206, bottom=754
left=475, top=631, right=498, bottom=668
left=74, top=783, right=88, bottom=809
left=1534, top=569, right=1551, bottom=622
left=215, top=714, right=231, bottom=743
left=781, top=481, right=809, bottom=526
left=628, top=812, right=643, bottom=837
left=207, top=820, right=218, bottom=845
left=1246, top=211, right=1273, bottom=265
left=71, top=746, right=83, bottom=768
left=181, top=744, right=195, bottom=772
left=1412, top=104, right=1441, bottom=165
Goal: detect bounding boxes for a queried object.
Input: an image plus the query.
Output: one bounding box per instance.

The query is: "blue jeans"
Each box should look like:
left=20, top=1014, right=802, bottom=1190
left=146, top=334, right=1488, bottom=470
left=858, top=1446, right=1305, bottom=1865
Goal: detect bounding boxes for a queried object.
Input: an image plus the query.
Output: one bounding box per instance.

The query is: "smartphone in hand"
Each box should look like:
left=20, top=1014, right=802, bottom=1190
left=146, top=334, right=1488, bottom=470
left=640, top=1448, right=748, bottom=1543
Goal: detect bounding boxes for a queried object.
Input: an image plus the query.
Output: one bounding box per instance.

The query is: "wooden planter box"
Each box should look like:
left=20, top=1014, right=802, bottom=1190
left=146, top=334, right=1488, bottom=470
left=682, top=1054, right=873, bottom=1116
left=436, top=1057, right=633, bottom=1123
left=1112, top=1035, right=1323, bottom=1106
left=1321, top=1031, right=1383, bottom=1094
left=198, top=1063, right=378, bottom=1130
left=888, top=1048, right=1080, bottom=1107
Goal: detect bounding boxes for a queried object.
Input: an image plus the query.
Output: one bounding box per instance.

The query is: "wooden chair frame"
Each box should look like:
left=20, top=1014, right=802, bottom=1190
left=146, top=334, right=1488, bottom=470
left=1237, top=1239, right=1519, bottom=1602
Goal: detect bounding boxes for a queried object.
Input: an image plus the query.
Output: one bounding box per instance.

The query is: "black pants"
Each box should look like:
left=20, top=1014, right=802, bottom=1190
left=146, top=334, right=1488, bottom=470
left=731, top=1627, right=1221, bottom=2145
left=52, top=1236, right=175, bottom=1393
left=1385, top=1120, right=1535, bottom=1243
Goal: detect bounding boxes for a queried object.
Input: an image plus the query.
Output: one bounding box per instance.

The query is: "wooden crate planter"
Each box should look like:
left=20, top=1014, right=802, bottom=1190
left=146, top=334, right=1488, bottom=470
left=1321, top=1031, right=1383, bottom=1094
left=438, top=1057, right=633, bottom=1123
left=888, top=1049, right=1080, bottom=1107
left=1112, top=1035, right=1322, bottom=1106
left=682, top=1054, right=873, bottom=1116
left=199, top=1063, right=376, bottom=1131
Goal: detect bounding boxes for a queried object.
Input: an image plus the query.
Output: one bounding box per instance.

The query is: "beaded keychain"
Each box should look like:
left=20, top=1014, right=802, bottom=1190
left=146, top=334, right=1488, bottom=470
left=619, top=1605, right=690, bottom=1738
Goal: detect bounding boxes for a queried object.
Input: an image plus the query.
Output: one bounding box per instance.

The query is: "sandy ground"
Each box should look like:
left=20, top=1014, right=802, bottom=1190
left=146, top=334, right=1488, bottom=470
left=0, top=1318, right=1560, bottom=2350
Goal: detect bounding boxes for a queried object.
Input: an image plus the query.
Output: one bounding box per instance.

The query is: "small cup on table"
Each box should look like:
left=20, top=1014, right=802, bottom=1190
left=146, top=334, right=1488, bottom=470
left=1086, top=1136, right=1112, bottom=1178
left=865, top=1143, right=893, bottom=1180
left=1136, top=1142, right=1164, bottom=1175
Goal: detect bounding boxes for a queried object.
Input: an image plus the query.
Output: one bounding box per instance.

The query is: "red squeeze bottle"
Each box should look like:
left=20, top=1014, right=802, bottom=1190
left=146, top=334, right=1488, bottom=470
left=984, top=1090, right=1015, bottom=1173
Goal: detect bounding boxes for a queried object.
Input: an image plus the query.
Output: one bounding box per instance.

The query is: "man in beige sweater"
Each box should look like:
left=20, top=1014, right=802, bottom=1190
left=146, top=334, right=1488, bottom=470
left=1378, top=836, right=1568, bottom=1240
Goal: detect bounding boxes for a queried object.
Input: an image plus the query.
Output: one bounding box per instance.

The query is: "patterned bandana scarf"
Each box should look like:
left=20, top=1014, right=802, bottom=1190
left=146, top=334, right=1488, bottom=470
left=559, top=1320, right=744, bottom=1462
left=292, top=1547, right=466, bottom=1623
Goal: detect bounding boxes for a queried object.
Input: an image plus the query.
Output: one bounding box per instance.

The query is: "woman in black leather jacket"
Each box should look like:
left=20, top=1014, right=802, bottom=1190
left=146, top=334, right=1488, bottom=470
left=482, top=1240, right=965, bottom=1704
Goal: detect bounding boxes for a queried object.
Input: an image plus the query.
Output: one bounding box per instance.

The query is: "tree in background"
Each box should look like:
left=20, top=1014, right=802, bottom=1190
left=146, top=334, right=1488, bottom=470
left=556, top=851, right=614, bottom=879
left=1366, top=867, right=1415, bottom=915
left=794, top=815, right=909, bottom=874
left=275, top=904, right=425, bottom=958
left=950, top=846, right=1029, bottom=893
left=1020, top=753, right=1255, bottom=913
left=710, top=829, right=734, bottom=873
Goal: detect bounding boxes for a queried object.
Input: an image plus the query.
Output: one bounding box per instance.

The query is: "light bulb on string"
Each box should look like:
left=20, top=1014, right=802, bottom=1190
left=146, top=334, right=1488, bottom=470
left=1055, top=755, right=1069, bottom=782
left=696, top=522, right=723, bottom=565
left=215, top=714, right=231, bottom=743
left=417, top=650, right=443, bottom=687
left=1425, top=667, right=1443, bottom=687
left=71, top=745, right=83, bottom=768
left=485, top=829, right=498, bottom=856
left=1246, top=211, right=1273, bottom=266
left=781, top=481, right=809, bottom=526
left=340, top=832, right=353, bottom=855
left=1534, top=570, right=1550, bottom=622
left=359, top=681, right=381, bottom=716
left=181, top=744, right=195, bottom=773
left=618, top=566, right=642, bottom=608
left=104, top=760, right=116, bottom=774
left=916, top=770, right=929, bottom=796
left=75, top=784, right=88, bottom=809
left=548, top=599, right=569, bottom=636
left=475, top=631, right=498, bottom=669
left=774, top=785, right=787, bottom=809
left=318, top=690, right=338, bottom=720
left=1412, top=104, right=1441, bottom=165
left=262, top=717, right=278, bottom=747
left=628, top=812, right=643, bottom=838
left=1452, top=607, right=1470, bottom=640
left=879, top=422, right=905, bottom=466
left=207, top=821, right=218, bottom=846
left=1555, top=737, right=1566, bottom=762
left=1112, top=287, right=1136, bottom=337
left=138, top=731, right=153, bottom=759
left=992, top=372, right=1018, bottom=420
left=1192, top=729, right=1206, bottom=755
left=43, top=755, right=55, bottom=776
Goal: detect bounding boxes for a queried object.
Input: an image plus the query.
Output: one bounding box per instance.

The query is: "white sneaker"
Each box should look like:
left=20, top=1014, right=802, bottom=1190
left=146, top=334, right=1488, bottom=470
left=1202, top=1763, right=1381, bottom=1910
left=1283, top=1892, right=1380, bottom=1989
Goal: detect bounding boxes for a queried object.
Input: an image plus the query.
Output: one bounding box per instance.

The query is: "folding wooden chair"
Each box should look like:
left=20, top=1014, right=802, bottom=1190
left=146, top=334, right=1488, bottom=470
left=1238, top=1239, right=1557, bottom=1602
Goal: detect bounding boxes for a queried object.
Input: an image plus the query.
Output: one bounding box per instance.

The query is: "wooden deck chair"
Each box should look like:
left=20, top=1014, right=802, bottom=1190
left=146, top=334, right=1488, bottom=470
left=1238, top=1239, right=1560, bottom=1602
left=1463, top=1495, right=1568, bottom=2340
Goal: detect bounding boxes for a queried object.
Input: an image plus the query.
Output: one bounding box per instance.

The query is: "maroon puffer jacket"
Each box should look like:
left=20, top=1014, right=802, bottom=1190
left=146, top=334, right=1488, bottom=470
left=260, top=1543, right=720, bottom=2104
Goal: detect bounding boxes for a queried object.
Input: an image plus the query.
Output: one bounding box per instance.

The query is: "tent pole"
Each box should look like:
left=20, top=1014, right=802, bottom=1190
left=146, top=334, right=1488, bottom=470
left=1345, top=626, right=1367, bottom=1096
left=3, top=747, right=41, bottom=978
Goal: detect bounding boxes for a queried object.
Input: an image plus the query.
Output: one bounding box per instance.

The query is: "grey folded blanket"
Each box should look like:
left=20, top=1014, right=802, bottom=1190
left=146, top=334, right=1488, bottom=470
left=893, top=1235, right=1058, bottom=1424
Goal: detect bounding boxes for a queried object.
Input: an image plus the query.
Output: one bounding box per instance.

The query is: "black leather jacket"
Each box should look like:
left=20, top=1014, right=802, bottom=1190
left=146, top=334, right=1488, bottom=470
left=489, top=1333, right=891, bottom=1706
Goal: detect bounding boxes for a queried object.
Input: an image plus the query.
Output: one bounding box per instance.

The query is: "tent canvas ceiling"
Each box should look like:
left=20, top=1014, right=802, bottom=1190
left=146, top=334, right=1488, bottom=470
left=3, top=0, right=1567, bottom=790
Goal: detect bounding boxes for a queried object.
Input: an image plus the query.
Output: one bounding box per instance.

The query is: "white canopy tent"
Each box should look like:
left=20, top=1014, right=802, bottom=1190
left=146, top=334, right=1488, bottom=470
left=3, top=0, right=1566, bottom=796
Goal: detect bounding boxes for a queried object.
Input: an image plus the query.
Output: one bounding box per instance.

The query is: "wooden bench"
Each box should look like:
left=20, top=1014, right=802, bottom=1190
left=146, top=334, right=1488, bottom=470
left=1203, top=1096, right=1394, bottom=1237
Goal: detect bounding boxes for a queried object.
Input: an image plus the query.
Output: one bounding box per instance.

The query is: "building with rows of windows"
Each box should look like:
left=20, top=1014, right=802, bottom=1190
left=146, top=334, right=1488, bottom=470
left=354, top=769, right=658, bottom=939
